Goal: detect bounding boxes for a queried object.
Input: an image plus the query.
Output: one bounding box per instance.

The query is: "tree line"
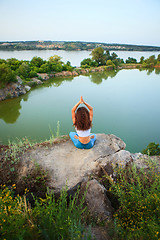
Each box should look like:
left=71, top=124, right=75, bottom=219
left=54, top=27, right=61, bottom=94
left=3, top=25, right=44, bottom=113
left=80, top=47, right=160, bottom=68
left=1, top=41, right=160, bottom=51
left=0, top=56, right=73, bottom=87
left=0, top=47, right=160, bottom=88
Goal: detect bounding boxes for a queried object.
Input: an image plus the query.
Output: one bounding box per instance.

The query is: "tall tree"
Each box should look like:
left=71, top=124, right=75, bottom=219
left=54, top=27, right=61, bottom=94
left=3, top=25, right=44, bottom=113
left=111, top=52, right=118, bottom=60
left=91, top=47, right=105, bottom=66
left=146, top=55, right=156, bottom=65
left=157, top=54, right=160, bottom=62
left=140, top=56, right=145, bottom=64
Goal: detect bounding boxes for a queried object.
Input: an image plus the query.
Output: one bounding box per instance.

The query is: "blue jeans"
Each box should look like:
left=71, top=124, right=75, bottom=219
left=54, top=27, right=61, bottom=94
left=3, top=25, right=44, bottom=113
left=69, top=132, right=96, bottom=149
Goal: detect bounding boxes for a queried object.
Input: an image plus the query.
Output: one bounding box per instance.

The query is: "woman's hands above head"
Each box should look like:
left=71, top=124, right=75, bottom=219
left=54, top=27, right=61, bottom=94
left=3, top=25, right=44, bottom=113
left=80, top=96, right=84, bottom=104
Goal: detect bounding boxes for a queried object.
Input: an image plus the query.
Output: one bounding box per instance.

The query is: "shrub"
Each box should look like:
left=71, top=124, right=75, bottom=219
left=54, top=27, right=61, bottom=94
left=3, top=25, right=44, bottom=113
left=30, top=56, right=44, bottom=68
left=39, top=63, right=50, bottom=73
left=106, top=60, right=115, bottom=68
left=0, top=186, right=91, bottom=240
left=0, top=186, right=38, bottom=240
left=18, top=62, right=31, bottom=78
left=29, top=70, right=38, bottom=78
left=142, top=142, right=160, bottom=155
left=32, top=187, right=91, bottom=240
left=0, top=63, right=17, bottom=85
left=107, top=161, right=160, bottom=240
left=126, top=57, right=137, bottom=64
left=0, top=138, right=49, bottom=196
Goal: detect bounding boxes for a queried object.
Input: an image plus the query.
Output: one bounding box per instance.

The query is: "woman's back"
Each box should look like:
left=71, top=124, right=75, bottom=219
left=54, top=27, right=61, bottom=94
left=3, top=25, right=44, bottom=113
left=69, top=96, right=96, bottom=149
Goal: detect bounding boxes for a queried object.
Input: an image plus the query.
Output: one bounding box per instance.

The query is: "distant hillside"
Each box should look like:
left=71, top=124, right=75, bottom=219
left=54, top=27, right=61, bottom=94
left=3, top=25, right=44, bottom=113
left=0, top=41, right=160, bottom=51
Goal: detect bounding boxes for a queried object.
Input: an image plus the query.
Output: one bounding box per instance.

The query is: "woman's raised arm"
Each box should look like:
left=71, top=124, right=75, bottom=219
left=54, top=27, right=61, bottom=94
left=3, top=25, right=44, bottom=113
left=81, top=97, right=93, bottom=122
left=72, top=99, right=82, bottom=124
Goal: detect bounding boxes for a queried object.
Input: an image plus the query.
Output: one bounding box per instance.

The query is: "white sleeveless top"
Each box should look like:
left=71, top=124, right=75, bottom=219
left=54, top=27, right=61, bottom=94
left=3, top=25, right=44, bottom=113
left=76, top=128, right=91, bottom=137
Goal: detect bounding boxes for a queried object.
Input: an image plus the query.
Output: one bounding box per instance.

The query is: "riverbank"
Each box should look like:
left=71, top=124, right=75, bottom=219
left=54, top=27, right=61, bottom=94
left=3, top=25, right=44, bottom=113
left=0, top=64, right=147, bottom=101
left=1, top=62, right=160, bottom=102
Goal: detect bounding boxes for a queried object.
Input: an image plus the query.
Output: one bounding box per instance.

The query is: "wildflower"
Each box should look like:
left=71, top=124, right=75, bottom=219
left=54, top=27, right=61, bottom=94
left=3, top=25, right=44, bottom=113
left=8, top=206, right=11, bottom=211
left=12, top=184, right=16, bottom=189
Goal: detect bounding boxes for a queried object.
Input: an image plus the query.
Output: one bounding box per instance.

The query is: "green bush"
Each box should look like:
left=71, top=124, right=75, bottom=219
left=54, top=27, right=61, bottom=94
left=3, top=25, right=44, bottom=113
left=18, top=62, right=31, bottom=79
left=29, top=70, right=38, bottom=78
left=30, top=56, right=44, bottom=68
left=107, top=161, right=160, bottom=240
left=33, top=187, right=91, bottom=240
left=80, top=58, right=98, bottom=68
left=7, top=58, right=22, bottom=71
left=126, top=57, right=137, bottom=64
left=106, top=60, right=115, bottom=68
left=0, top=63, right=17, bottom=86
left=142, top=142, right=160, bottom=155
left=0, top=137, right=49, bottom=196
left=0, top=186, right=91, bottom=240
left=39, top=63, right=50, bottom=73
left=0, top=186, right=38, bottom=240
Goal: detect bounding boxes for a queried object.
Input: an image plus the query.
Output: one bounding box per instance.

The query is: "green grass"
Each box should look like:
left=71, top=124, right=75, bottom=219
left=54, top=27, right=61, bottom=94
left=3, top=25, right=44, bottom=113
left=0, top=186, right=92, bottom=240
left=105, top=158, right=160, bottom=240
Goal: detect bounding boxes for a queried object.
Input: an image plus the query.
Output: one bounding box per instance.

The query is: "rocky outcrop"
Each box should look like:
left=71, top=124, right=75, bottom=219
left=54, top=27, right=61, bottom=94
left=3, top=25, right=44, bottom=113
left=0, top=82, right=27, bottom=101
left=0, top=76, right=32, bottom=101
left=16, top=133, right=160, bottom=222
left=19, top=134, right=128, bottom=220
left=22, top=134, right=127, bottom=192
left=50, top=71, right=79, bottom=78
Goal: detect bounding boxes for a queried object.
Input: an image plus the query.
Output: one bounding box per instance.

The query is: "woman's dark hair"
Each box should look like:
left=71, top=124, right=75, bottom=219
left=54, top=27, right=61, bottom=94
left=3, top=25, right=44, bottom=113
left=74, top=107, right=92, bottom=130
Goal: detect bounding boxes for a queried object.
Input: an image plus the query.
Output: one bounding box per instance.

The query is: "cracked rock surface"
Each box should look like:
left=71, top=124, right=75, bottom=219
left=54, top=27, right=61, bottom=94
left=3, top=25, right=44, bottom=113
left=22, top=134, right=131, bottom=192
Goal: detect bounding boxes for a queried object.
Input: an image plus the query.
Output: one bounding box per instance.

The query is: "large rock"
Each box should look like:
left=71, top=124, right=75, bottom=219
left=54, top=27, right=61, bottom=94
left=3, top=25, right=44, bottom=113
left=19, top=133, right=160, bottom=225
left=22, top=134, right=129, bottom=192
left=81, top=179, right=114, bottom=221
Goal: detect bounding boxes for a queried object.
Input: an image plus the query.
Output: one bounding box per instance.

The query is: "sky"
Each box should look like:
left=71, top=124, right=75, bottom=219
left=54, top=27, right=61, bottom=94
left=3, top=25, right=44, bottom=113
left=0, top=0, right=160, bottom=46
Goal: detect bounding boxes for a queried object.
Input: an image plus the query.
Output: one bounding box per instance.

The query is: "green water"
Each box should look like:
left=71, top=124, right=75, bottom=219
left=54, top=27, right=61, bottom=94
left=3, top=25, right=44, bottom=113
left=0, top=69, right=160, bottom=153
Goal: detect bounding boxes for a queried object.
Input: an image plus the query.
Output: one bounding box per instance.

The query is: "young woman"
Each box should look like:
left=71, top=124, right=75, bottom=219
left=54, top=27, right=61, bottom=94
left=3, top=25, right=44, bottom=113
left=69, top=96, right=96, bottom=149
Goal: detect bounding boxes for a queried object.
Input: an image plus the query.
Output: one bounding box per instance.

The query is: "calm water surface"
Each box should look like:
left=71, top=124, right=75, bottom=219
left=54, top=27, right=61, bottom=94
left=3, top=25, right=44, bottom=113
left=0, top=69, right=160, bottom=153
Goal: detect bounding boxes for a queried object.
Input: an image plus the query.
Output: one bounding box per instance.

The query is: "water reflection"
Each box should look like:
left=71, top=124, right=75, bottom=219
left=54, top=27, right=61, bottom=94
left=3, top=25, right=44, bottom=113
left=146, top=68, right=155, bottom=75
left=0, top=94, right=28, bottom=123
left=138, top=67, right=160, bottom=75
left=44, top=76, right=74, bottom=87
left=155, top=68, right=160, bottom=75
left=0, top=68, right=159, bottom=126
left=89, top=70, right=118, bottom=84
left=0, top=69, right=160, bottom=152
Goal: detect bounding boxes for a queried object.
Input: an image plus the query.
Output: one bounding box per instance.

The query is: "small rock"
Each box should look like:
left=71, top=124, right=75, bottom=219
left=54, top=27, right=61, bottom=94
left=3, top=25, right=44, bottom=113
left=31, top=78, right=43, bottom=85
left=37, top=73, right=49, bottom=81
left=16, top=76, right=23, bottom=84
left=72, top=71, right=79, bottom=76
left=25, top=86, right=31, bottom=92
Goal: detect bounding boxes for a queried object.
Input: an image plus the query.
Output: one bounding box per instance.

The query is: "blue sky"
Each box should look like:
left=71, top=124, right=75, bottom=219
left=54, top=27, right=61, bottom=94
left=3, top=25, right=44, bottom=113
left=0, top=0, right=160, bottom=46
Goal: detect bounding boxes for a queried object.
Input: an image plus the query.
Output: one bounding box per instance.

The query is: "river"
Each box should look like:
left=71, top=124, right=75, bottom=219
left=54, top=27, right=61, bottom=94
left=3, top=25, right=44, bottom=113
left=0, top=67, right=160, bottom=153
